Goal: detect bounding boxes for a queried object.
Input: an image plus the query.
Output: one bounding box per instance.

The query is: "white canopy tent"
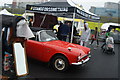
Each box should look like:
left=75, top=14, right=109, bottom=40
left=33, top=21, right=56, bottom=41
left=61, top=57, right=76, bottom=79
left=0, top=9, right=14, bottom=40
left=22, top=13, right=34, bottom=20
left=0, top=9, right=14, bottom=16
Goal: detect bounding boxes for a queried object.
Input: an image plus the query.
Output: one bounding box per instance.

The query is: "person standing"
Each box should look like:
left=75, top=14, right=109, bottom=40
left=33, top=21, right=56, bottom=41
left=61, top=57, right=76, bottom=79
left=80, top=21, right=91, bottom=46
left=90, top=27, right=99, bottom=49
left=29, top=17, right=33, bottom=27
left=57, top=22, right=63, bottom=40
left=58, top=21, right=70, bottom=41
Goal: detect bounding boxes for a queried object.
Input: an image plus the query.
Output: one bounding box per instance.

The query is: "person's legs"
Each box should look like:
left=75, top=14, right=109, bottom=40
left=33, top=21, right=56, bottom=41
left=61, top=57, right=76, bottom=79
left=84, top=42, right=87, bottom=47
left=59, top=35, right=62, bottom=40
left=84, top=41, right=89, bottom=47
left=61, top=35, right=64, bottom=41
left=97, top=39, right=99, bottom=46
left=80, top=40, right=83, bottom=46
left=101, top=43, right=106, bottom=49
left=90, top=39, right=94, bottom=45
left=62, top=36, right=67, bottom=41
left=69, top=34, right=71, bottom=43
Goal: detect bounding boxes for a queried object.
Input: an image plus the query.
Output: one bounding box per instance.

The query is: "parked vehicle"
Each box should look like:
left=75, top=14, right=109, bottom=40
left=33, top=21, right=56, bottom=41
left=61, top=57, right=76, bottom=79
left=98, top=31, right=120, bottom=43
left=110, top=32, right=120, bottom=44
left=25, top=27, right=91, bottom=72
left=99, top=24, right=120, bottom=43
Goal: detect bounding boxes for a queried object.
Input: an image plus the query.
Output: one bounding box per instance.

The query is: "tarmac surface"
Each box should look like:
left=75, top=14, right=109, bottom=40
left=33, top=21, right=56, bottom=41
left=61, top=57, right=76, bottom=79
left=0, top=41, right=119, bottom=79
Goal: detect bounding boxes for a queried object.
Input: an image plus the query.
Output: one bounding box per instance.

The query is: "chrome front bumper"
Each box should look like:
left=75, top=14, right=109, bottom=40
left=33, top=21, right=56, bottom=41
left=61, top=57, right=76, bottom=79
left=71, top=54, right=91, bottom=65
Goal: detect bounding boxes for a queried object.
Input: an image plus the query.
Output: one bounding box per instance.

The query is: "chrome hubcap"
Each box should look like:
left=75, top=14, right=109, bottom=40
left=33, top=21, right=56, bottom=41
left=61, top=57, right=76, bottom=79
left=55, top=59, right=65, bottom=70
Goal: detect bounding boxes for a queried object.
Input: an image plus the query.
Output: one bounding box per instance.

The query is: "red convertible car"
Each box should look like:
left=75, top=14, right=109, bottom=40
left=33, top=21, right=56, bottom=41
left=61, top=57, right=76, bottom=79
left=25, top=28, right=91, bottom=71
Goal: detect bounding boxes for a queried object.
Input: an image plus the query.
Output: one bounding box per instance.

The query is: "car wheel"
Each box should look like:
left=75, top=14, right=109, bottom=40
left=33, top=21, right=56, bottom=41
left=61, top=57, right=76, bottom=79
left=51, top=55, right=69, bottom=72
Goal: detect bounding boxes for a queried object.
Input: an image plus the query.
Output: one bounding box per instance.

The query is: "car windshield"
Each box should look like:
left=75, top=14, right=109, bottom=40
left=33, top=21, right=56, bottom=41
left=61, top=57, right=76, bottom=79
left=40, top=30, right=58, bottom=42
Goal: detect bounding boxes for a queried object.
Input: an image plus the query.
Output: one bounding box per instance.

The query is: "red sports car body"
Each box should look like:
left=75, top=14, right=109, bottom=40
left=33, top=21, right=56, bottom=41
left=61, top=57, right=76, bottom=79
left=25, top=29, right=91, bottom=71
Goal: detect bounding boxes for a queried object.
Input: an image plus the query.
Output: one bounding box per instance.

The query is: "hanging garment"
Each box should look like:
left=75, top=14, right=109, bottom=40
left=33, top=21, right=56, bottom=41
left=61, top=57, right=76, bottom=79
left=16, top=19, right=35, bottom=39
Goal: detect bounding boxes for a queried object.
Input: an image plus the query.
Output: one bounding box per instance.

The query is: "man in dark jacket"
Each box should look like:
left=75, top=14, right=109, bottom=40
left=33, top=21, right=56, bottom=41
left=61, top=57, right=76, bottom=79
left=58, top=22, right=70, bottom=41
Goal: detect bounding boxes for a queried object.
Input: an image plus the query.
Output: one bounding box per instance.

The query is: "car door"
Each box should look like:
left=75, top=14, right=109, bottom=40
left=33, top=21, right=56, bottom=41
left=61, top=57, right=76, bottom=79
left=25, top=34, right=45, bottom=61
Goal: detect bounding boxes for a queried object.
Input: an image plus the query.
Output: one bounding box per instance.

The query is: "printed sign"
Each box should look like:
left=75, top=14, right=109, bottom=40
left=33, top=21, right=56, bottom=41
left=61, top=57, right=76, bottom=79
left=30, top=6, right=68, bottom=12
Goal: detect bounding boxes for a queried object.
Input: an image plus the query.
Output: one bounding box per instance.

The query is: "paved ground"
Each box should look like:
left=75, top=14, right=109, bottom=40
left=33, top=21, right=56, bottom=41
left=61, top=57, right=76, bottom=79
left=0, top=42, right=2, bottom=77
left=1, top=41, right=119, bottom=79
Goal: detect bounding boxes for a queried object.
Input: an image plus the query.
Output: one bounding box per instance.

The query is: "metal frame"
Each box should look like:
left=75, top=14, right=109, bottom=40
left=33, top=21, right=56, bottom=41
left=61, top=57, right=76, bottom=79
left=70, top=8, right=76, bottom=43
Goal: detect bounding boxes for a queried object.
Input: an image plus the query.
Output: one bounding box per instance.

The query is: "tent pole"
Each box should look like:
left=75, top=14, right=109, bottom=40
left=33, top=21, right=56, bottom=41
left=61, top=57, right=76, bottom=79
left=70, top=8, right=76, bottom=43
left=25, top=10, right=27, bottom=19
left=39, top=14, right=47, bottom=28
left=98, top=15, right=101, bottom=31
left=98, top=20, right=100, bottom=31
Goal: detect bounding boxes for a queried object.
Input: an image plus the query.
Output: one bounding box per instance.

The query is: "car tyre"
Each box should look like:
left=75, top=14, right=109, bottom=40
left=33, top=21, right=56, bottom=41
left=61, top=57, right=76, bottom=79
left=51, top=55, right=69, bottom=72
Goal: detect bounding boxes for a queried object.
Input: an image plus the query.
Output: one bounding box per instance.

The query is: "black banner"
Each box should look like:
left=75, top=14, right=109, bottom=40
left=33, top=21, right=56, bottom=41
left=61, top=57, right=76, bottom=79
left=76, top=9, right=100, bottom=20
left=26, top=5, right=74, bottom=13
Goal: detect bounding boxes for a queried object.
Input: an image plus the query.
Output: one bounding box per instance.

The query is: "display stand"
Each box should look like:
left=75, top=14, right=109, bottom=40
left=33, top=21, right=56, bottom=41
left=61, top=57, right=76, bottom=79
left=13, top=43, right=28, bottom=76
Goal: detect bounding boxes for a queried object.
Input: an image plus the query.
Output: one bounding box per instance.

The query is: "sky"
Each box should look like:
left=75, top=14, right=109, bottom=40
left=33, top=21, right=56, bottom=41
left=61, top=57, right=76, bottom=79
left=70, top=0, right=120, bottom=11
left=0, top=0, right=119, bottom=10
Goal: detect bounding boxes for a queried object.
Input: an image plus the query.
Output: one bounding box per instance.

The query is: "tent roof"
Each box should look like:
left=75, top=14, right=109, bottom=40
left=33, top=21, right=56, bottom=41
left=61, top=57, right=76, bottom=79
left=26, top=0, right=100, bottom=22
left=0, top=9, right=14, bottom=16
left=33, top=0, right=71, bottom=7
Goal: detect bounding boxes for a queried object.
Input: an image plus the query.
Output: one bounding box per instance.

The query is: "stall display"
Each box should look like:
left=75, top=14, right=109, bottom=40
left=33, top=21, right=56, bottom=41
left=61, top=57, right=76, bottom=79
left=26, top=0, right=100, bottom=43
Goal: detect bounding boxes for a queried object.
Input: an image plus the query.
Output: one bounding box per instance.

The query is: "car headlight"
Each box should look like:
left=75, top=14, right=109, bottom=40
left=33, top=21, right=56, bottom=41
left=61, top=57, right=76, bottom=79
left=77, top=55, right=81, bottom=61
